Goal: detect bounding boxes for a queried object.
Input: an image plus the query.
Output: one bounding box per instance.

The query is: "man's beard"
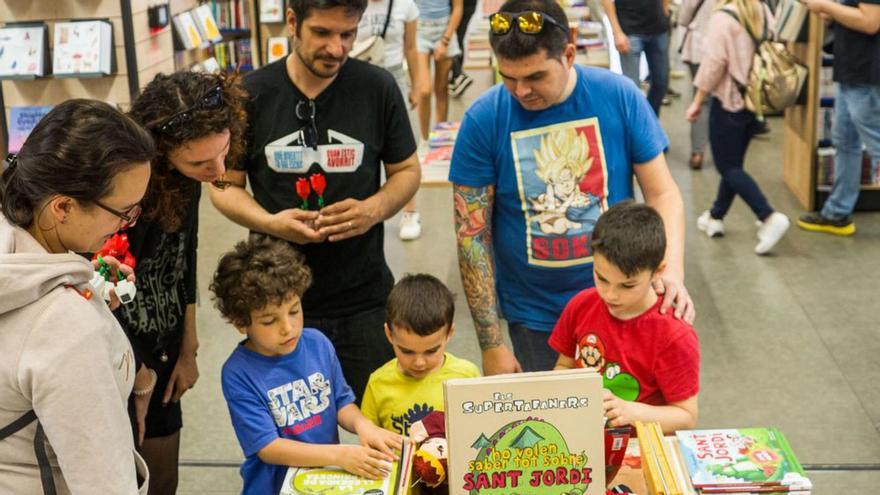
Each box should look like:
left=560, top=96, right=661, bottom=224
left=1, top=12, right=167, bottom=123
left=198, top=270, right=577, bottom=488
left=294, top=44, right=345, bottom=79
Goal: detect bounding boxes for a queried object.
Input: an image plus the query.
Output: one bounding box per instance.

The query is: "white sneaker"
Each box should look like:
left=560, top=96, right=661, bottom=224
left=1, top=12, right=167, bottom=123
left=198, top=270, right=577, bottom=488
left=697, top=211, right=725, bottom=238
left=755, top=212, right=790, bottom=255
left=399, top=211, right=422, bottom=240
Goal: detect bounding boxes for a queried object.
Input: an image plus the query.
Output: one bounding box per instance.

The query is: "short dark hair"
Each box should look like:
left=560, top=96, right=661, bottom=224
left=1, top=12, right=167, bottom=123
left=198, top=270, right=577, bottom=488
left=0, top=99, right=156, bottom=228
left=489, top=0, right=570, bottom=61
left=591, top=201, right=666, bottom=277
left=210, top=234, right=313, bottom=328
left=289, top=0, right=367, bottom=26
left=386, top=274, right=455, bottom=336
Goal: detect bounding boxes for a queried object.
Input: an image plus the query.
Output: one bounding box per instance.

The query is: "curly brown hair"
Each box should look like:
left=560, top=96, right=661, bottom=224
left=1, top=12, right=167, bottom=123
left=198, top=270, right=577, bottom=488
left=129, top=71, right=248, bottom=232
left=210, top=234, right=313, bottom=328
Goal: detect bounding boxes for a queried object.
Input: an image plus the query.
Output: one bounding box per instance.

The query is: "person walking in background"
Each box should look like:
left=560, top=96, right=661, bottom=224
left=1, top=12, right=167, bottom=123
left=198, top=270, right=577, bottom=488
left=448, top=0, right=477, bottom=97
left=415, top=0, right=462, bottom=139
left=686, top=0, right=790, bottom=255
left=602, top=0, right=671, bottom=114
left=797, top=0, right=880, bottom=235
left=678, top=0, right=714, bottom=169
left=357, top=0, right=427, bottom=240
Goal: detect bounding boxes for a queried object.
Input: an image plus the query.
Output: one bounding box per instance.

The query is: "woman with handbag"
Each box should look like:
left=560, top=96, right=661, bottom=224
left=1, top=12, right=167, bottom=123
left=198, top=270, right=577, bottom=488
left=0, top=99, right=155, bottom=494
left=685, top=0, right=790, bottom=254
left=355, top=0, right=426, bottom=240
left=122, top=71, right=247, bottom=495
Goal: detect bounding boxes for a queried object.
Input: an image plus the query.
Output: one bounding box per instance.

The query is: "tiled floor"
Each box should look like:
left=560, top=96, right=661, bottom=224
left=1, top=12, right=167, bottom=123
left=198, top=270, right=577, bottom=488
left=176, top=69, right=880, bottom=494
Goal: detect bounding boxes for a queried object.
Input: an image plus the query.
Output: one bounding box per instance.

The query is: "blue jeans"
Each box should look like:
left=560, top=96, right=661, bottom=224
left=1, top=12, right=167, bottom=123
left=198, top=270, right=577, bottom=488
left=821, top=83, right=880, bottom=220
left=508, top=323, right=559, bottom=372
left=619, top=32, right=669, bottom=115
left=708, top=98, right=774, bottom=221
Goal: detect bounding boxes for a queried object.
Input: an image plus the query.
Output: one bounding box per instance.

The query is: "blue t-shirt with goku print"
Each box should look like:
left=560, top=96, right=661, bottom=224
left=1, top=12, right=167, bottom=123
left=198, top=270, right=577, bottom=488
left=449, top=65, right=668, bottom=332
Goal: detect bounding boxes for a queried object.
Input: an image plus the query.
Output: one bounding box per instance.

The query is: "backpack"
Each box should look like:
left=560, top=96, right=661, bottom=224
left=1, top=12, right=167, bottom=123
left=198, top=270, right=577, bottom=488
left=350, top=0, right=394, bottom=66
left=721, top=7, right=808, bottom=121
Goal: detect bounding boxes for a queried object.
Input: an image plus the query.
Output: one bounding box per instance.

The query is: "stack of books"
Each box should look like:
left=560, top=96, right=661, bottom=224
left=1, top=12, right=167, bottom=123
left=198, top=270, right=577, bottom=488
left=676, top=428, right=812, bottom=494
left=421, top=121, right=459, bottom=184
left=816, top=147, right=879, bottom=186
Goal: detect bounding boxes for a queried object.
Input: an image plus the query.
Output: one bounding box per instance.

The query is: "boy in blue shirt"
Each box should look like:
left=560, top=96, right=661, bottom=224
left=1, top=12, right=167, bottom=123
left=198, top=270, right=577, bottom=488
left=211, top=235, right=402, bottom=494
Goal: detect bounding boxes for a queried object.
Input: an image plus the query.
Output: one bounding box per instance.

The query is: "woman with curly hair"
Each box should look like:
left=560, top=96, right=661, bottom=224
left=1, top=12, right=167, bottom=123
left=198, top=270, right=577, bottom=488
left=122, top=71, right=247, bottom=494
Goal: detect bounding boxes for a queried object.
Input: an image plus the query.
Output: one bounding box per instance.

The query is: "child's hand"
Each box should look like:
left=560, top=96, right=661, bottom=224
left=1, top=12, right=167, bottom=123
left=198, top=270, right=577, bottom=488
left=339, top=444, right=395, bottom=480
left=359, top=422, right=403, bottom=460
left=603, top=389, right=647, bottom=428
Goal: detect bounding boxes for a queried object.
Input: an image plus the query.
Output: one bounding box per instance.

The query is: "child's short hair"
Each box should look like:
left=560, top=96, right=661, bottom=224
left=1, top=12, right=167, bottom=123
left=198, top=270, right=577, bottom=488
left=591, top=201, right=666, bottom=277
left=210, top=234, right=312, bottom=327
left=386, top=274, right=455, bottom=336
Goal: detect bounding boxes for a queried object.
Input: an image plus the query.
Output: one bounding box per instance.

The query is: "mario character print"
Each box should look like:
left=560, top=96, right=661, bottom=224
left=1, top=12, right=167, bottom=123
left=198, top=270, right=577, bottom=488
left=512, top=118, right=609, bottom=267
left=576, top=333, right=640, bottom=402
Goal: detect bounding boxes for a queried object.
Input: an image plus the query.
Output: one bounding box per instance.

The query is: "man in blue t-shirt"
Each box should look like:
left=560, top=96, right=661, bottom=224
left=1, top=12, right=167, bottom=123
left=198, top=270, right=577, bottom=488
left=449, top=0, right=694, bottom=375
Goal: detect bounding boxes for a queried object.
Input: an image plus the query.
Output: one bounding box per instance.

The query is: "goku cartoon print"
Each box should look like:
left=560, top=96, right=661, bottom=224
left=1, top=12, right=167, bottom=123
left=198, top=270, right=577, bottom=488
left=512, top=118, right=609, bottom=267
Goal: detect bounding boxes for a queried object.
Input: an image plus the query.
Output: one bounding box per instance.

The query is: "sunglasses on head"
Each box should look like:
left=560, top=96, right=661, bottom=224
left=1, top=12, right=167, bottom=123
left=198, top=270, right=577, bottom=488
left=295, top=99, right=319, bottom=150
left=489, top=11, right=569, bottom=36
left=153, top=85, right=224, bottom=135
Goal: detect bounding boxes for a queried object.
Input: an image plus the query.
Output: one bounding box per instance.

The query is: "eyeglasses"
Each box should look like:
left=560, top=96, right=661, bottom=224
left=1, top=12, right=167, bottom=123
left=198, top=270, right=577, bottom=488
left=153, top=85, right=225, bottom=135
left=94, top=201, right=142, bottom=229
left=295, top=99, right=319, bottom=150
left=489, top=11, right=569, bottom=36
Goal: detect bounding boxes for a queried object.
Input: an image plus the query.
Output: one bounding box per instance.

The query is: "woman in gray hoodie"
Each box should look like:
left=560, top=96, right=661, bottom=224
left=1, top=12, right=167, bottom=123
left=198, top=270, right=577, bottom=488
left=0, top=99, right=156, bottom=494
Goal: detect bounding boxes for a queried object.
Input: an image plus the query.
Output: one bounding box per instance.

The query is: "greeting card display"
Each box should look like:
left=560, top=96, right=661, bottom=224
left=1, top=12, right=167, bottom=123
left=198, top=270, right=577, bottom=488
left=444, top=369, right=605, bottom=495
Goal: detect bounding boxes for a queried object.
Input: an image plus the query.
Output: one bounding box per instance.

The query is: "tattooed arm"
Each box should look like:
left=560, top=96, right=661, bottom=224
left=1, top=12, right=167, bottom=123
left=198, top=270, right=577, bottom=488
left=453, top=184, right=523, bottom=375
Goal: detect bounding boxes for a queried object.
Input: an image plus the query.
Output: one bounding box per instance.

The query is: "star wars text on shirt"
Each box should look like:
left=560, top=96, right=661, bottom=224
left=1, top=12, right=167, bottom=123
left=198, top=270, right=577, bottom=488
left=267, top=372, right=332, bottom=435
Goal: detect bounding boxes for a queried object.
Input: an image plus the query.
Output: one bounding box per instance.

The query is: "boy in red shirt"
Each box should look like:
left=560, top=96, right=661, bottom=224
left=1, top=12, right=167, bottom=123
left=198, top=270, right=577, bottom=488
left=549, top=201, right=699, bottom=433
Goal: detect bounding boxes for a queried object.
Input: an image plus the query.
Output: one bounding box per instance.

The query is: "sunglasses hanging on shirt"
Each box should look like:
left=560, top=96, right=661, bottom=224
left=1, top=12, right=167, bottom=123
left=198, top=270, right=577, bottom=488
left=489, top=11, right=570, bottom=36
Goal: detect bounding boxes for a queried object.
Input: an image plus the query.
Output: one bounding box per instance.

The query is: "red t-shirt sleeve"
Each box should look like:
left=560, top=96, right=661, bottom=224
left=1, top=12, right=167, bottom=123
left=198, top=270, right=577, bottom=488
left=653, top=322, right=700, bottom=403
left=548, top=292, right=585, bottom=358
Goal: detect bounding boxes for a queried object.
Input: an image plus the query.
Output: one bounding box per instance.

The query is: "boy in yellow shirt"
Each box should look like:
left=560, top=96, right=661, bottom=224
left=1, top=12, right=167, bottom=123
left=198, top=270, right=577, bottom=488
left=361, top=274, right=480, bottom=436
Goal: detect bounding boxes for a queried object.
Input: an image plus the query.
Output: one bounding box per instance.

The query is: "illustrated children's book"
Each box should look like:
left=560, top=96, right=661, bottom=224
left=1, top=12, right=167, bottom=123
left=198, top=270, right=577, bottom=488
left=7, top=105, right=52, bottom=153
left=0, top=23, right=49, bottom=79
left=53, top=20, right=114, bottom=76
left=193, top=5, right=223, bottom=43
left=675, top=428, right=812, bottom=493
left=444, top=369, right=605, bottom=495
left=278, top=439, right=414, bottom=495
left=173, top=11, right=205, bottom=50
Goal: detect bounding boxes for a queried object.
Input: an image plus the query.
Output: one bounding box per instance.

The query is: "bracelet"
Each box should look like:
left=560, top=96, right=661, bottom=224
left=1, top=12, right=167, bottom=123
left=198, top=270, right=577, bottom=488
left=133, top=369, right=157, bottom=396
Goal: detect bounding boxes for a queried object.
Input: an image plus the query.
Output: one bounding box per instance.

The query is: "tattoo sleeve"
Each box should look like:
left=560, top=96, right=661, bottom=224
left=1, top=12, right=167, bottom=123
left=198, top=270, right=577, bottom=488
left=453, top=184, right=503, bottom=351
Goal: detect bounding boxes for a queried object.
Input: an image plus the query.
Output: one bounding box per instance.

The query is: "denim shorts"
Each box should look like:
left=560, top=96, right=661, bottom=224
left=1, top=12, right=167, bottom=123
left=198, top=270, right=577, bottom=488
left=417, top=17, right=462, bottom=58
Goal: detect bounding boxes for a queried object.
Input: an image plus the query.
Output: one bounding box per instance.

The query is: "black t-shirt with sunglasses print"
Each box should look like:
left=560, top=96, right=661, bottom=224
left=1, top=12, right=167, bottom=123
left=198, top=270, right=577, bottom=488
left=241, top=57, right=416, bottom=318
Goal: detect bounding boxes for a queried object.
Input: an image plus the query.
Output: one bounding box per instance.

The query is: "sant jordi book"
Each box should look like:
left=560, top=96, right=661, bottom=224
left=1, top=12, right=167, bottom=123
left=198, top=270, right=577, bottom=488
left=278, top=439, right=413, bottom=495
left=675, top=428, right=812, bottom=492
left=444, top=369, right=605, bottom=495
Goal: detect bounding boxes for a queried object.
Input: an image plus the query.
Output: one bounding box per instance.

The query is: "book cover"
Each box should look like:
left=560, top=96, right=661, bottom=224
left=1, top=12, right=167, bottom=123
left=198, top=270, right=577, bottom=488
left=7, top=105, right=52, bottom=153
left=53, top=20, right=113, bottom=76
left=193, top=5, right=223, bottom=43
left=268, top=37, right=290, bottom=63
left=444, top=369, right=605, bottom=495
left=675, top=428, right=812, bottom=491
left=261, top=0, right=286, bottom=23
left=278, top=439, right=412, bottom=495
left=0, top=24, right=48, bottom=79
left=173, top=11, right=205, bottom=50
left=428, top=121, right=460, bottom=148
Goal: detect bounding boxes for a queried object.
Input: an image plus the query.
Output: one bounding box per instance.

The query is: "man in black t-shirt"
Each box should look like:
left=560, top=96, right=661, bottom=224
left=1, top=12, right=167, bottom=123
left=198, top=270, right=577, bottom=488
left=210, top=0, right=420, bottom=402
left=601, top=0, right=670, bottom=115
left=798, top=0, right=880, bottom=235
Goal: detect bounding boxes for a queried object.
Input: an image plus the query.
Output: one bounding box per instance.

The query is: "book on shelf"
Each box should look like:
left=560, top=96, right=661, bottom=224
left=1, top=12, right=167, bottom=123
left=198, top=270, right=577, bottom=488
left=52, top=20, right=114, bottom=77
left=211, top=38, right=253, bottom=72
left=0, top=23, right=49, bottom=79
left=193, top=5, right=224, bottom=43
left=675, top=428, right=812, bottom=494
left=6, top=105, right=52, bottom=153
left=267, top=36, right=290, bottom=63
left=214, top=0, right=252, bottom=31
left=278, top=439, right=413, bottom=495
left=261, top=0, right=286, bottom=23
left=444, top=369, right=606, bottom=495
left=173, top=11, right=206, bottom=50
left=774, top=0, right=809, bottom=42
left=816, top=147, right=880, bottom=187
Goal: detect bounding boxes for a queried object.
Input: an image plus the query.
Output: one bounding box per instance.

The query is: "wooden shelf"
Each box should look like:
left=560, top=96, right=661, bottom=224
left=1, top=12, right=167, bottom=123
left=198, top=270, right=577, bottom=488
left=817, top=185, right=880, bottom=192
